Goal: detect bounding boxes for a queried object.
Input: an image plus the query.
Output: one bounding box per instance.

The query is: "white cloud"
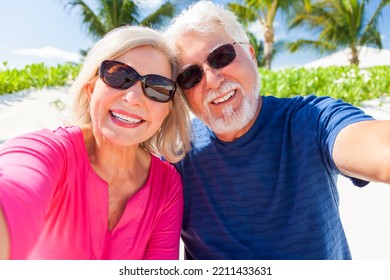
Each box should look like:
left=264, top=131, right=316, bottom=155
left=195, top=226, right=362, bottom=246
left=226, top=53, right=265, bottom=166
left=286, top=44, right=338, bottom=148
left=248, top=21, right=264, bottom=38
left=12, top=46, right=81, bottom=63
left=381, top=34, right=386, bottom=40
left=247, top=21, right=288, bottom=42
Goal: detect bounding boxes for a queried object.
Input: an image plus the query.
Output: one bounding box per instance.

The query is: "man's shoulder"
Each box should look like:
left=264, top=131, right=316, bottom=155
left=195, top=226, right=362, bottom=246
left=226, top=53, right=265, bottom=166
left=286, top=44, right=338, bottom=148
left=263, top=95, right=347, bottom=116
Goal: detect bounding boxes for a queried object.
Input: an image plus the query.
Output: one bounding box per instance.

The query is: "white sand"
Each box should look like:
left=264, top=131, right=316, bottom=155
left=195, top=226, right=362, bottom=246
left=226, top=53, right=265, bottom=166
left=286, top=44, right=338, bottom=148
left=0, top=87, right=71, bottom=145
left=1, top=87, right=390, bottom=259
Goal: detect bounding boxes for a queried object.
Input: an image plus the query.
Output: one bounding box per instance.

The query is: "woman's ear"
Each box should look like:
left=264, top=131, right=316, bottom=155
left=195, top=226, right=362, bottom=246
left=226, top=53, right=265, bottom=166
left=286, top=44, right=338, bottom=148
left=85, top=79, right=96, bottom=101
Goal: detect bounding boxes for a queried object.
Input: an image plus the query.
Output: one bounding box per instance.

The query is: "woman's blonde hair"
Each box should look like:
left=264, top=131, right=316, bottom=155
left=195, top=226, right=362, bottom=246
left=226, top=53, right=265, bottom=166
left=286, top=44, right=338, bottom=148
left=69, top=25, right=190, bottom=163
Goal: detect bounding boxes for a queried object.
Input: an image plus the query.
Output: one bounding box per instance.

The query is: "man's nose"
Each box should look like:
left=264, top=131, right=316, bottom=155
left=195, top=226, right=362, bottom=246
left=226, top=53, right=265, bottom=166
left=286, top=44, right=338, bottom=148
left=202, top=64, right=224, bottom=89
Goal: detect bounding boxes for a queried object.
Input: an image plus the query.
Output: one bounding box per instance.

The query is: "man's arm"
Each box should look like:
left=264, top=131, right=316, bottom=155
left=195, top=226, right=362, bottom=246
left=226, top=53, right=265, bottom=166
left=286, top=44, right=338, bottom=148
left=0, top=208, right=10, bottom=259
left=333, top=120, right=390, bottom=183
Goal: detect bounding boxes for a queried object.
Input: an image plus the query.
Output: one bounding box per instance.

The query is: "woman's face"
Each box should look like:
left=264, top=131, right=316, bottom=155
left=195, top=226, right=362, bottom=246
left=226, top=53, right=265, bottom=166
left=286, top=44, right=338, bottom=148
left=87, top=46, right=173, bottom=147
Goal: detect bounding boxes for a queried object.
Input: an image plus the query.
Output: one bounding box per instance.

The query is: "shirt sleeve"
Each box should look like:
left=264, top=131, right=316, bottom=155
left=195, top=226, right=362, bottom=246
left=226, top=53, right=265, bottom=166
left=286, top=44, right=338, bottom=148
left=0, top=130, right=65, bottom=259
left=305, top=96, right=374, bottom=186
left=143, top=163, right=184, bottom=260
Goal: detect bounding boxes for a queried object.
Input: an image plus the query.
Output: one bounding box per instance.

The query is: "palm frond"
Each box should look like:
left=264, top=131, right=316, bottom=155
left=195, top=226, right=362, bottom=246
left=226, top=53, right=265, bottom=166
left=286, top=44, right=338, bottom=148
left=67, top=0, right=106, bottom=38
left=117, top=0, right=139, bottom=26
left=140, top=2, right=175, bottom=28
left=227, top=3, right=260, bottom=26
left=287, top=39, right=337, bottom=54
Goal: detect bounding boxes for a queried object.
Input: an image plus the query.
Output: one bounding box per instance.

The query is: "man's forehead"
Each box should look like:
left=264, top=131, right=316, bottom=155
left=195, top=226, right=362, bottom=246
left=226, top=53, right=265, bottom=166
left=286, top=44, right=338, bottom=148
left=175, top=31, right=231, bottom=66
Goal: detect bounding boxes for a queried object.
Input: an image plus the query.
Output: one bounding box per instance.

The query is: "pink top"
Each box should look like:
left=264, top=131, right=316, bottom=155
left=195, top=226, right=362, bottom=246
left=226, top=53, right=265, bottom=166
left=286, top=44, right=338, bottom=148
left=0, top=126, right=183, bottom=259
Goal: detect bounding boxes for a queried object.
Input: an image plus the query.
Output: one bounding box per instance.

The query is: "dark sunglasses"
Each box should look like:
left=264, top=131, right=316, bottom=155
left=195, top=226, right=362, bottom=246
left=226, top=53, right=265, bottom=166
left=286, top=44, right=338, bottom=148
left=99, top=60, right=176, bottom=103
left=177, top=42, right=245, bottom=90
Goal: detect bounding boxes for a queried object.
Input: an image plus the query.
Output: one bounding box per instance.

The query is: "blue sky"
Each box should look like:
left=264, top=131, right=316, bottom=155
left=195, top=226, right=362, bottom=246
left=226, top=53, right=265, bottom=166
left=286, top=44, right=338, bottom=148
left=1, top=0, right=389, bottom=70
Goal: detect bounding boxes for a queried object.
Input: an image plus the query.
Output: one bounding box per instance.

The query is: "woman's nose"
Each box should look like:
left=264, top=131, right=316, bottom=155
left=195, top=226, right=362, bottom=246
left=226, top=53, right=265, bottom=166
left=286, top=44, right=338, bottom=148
left=122, top=82, right=143, bottom=104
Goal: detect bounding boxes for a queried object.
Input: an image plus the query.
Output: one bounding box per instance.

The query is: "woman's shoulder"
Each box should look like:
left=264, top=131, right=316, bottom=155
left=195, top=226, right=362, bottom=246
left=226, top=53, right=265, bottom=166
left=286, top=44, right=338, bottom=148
left=150, top=155, right=180, bottom=178
left=2, top=126, right=84, bottom=155
left=51, top=125, right=83, bottom=140
left=38, top=126, right=84, bottom=148
left=149, top=155, right=183, bottom=204
left=15, top=125, right=81, bottom=140
left=149, top=155, right=182, bottom=194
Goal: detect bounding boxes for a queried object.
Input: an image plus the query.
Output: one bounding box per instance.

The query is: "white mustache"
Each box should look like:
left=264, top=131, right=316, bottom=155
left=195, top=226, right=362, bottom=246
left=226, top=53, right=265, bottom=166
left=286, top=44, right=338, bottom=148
left=204, top=82, right=243, bottom=104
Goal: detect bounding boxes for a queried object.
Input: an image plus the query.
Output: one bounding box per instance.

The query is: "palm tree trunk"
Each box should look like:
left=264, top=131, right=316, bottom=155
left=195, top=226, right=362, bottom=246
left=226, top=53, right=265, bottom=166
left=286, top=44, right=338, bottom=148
left=263, top=24, right=274, bottom=69
left=350, top=46, right=359, bottom=66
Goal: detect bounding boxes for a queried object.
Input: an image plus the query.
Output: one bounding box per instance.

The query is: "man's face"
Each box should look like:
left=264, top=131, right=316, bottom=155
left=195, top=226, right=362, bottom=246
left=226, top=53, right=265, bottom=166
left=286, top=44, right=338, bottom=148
left=175, top=25, right=261, bottom=140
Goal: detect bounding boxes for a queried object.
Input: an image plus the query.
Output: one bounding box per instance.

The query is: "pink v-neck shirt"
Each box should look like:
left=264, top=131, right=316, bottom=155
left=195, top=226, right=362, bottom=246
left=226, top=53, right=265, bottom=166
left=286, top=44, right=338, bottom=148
left=0, top=126, right=183, bottom=259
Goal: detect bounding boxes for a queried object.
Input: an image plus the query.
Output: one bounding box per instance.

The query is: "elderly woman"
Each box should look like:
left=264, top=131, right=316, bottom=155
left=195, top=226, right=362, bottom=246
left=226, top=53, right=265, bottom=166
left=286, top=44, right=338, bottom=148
left=0, top=25, right=190, bottom=260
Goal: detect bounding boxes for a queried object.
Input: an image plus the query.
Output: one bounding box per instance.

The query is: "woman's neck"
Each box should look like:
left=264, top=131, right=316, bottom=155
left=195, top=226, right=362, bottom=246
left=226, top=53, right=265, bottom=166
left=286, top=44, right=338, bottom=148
left=81, top=124, right=150, bottom=182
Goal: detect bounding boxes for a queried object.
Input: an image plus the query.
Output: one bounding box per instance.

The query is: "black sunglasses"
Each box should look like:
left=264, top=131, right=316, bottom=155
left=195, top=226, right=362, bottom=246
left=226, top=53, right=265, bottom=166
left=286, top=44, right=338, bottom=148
left=177, top=42, right=245, bottom=90
left=99, top=60, right=176, bottom=103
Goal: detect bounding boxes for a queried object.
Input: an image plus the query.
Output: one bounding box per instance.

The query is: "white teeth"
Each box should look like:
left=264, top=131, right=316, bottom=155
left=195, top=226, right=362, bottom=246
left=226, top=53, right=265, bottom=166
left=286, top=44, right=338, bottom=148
left=212, top=90, right=236, bottom=104
left=111, top=111, right=141, bottom=123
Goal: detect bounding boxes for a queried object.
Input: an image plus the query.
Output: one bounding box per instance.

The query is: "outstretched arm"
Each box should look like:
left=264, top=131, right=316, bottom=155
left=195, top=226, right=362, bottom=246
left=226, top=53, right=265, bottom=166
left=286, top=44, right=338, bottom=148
left=333, top=120, right=390, bottom=183
left=0, top=130, right=65, bottom=259
left=0, top=208, right=10, bottom=259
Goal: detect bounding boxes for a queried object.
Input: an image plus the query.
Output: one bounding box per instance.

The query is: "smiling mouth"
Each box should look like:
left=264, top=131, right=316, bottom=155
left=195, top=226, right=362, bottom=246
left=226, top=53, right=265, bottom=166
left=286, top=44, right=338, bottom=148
left=110, top=111, right=142, bottom=124
left=212, top=90, right=236, bottom=104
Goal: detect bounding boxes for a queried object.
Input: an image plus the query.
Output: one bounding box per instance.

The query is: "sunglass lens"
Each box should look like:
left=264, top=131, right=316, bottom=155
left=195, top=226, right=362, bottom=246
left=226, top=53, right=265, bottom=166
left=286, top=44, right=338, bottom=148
left=144, top=76, right=175, bottom=102
left=177, top=65, right=203, bottom=90
left=100, top=60, right=175, bottom=103
left=102, top=62, right=136, bottom=89
left=177, top=44, right=237, bottom=90
left=207, top=44, right=236, bottom=69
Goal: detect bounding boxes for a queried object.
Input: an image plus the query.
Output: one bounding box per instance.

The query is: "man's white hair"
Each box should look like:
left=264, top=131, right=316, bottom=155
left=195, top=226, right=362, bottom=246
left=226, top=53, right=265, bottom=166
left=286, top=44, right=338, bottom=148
left=164, top=1, right=249, bottom=45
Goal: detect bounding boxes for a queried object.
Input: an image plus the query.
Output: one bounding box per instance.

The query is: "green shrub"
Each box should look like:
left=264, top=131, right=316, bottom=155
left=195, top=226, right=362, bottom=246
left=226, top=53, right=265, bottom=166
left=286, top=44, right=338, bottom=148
left=0, top=62, right=81, bottom=95
left=260, top=65, right=390, bottom=105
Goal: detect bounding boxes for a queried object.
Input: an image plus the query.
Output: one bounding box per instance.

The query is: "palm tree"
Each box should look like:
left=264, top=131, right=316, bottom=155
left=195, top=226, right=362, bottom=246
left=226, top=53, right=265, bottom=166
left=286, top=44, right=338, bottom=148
left=228, top=0, right=311, bottom=69
left=64, top=0, right=176, bottom=40
left=288, top=0, right=390, bottom=66
left=247, top=31, right=265, bottom=67
left=247, top=31, right=284, bottom=67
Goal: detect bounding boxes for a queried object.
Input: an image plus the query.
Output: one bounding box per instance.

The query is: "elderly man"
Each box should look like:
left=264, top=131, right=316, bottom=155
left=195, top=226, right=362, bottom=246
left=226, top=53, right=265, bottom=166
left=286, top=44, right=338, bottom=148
left=165, top=1, right=390, bottom=260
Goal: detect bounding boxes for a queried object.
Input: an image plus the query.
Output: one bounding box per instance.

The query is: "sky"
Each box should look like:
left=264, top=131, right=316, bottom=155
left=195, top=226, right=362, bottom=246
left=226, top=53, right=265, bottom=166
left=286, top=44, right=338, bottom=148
left=1, top=0, right=389, bottom=70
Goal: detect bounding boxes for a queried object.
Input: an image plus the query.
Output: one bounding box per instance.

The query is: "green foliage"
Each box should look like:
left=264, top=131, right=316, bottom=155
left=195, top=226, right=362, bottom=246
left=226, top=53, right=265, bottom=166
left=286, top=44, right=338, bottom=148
left=65, top=0, right=176, bottom=40
left=259, top=65, right=390, bottom=105
left=288, top=0, right=388, bottom=64
left=0, top=62, right=81, bottom=95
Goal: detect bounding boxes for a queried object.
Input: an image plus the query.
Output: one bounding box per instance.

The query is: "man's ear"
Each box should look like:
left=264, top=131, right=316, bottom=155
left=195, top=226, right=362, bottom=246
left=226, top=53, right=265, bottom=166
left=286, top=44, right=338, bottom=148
left=248, top=44, right=256, bottom=60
